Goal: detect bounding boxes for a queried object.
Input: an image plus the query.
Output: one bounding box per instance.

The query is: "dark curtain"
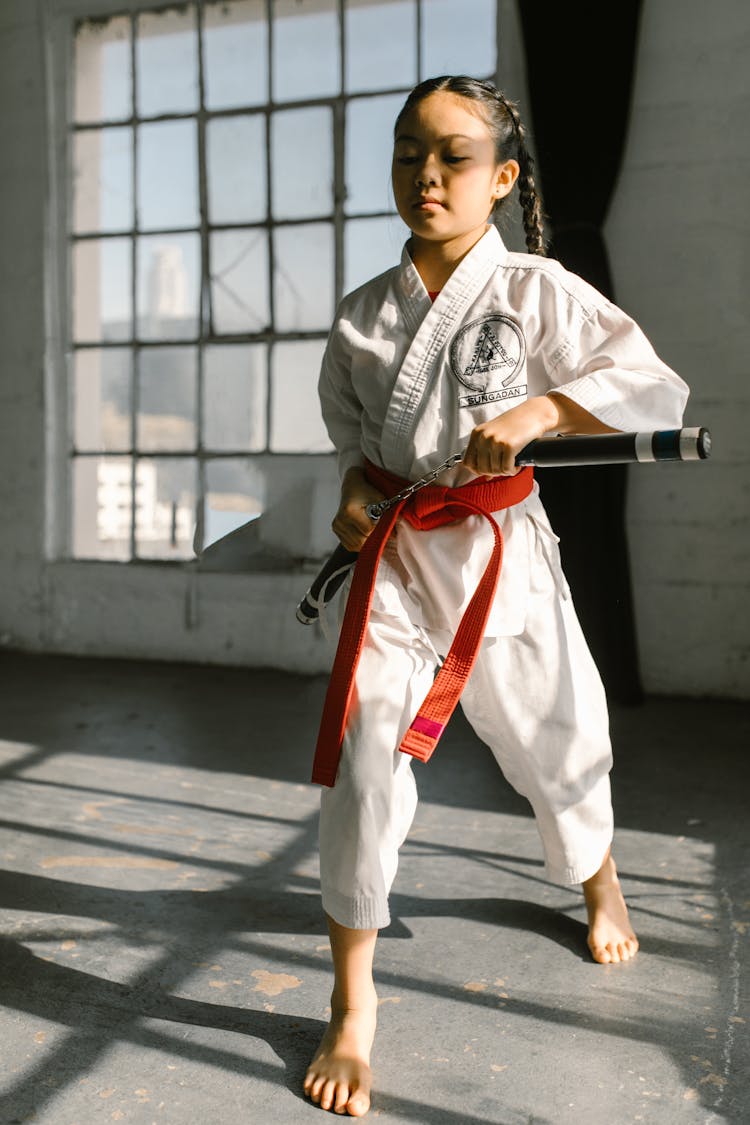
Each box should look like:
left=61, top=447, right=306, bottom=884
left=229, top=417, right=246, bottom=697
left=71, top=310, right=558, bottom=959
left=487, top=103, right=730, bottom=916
left=517, top=1, right=644, bottom=704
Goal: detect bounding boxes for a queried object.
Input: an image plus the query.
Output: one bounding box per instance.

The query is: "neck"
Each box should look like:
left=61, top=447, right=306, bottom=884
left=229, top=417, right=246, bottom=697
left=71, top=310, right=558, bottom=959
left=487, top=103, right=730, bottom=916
left=409, top=223, right=490, bottom=292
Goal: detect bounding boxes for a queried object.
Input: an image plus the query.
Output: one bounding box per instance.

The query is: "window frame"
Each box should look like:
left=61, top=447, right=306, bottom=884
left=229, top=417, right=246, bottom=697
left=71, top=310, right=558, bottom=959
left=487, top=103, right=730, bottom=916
left=45, top=0, right=499, bottom=566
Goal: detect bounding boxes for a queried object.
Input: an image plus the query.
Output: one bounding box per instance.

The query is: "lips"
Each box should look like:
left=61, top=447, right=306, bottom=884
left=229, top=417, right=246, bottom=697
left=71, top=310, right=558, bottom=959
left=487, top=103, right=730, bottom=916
left=414, top=196, right=444, bottom=209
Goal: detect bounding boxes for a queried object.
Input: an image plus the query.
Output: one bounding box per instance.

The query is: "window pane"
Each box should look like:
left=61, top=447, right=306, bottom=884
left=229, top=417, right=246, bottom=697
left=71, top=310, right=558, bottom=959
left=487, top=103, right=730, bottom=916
left=210, top=230, right=269, bottom=333
left=204, top=458, right=266, bottom=547
left=74, top=348, right=131, bottom=452
left=73, top=127, right=133, bottom=233
left=137, top=233, right=200, bottom=340
left=203, top=345, right=266, bottom=451
left=272, top=0, right=338, bottom=102
left=135, top=457, right=197, bottom=560
left=422, top=0, right=496, bottom=78
left=274, top=224, right=334, bottom=332
left=137, top=120, right=198, bottom=231
left=207, top=115, right=266, bottom=225
left=271, top=108, right=333, bottom=220
left=345, top=215, right=406, bottom=294
left=136, top=7, right=198, bottom=117
left=72, top=455, right=132, bottom=560
left=137, top=347, right=197, bottom=453
left=345, top=0, right=416, bottom=93
left=74, top=15, right=132, bottom=124
left=270, top=340, right=333, bottom=453
left=203, top=0, right=267, bottom=109
left=73, top=237, right=132, bottom=343
left=346, top=94, right=403, bottom=214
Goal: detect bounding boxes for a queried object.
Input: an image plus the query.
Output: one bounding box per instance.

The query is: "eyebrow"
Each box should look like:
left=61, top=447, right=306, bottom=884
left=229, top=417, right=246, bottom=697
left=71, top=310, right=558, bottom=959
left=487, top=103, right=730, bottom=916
left=394, top=132, right=479, bottom=144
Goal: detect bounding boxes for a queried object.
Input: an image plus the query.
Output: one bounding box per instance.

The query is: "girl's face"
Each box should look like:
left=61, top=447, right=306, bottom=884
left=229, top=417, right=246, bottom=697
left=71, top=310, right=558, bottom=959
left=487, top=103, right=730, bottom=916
left=392, top=91, right=518, bottom=250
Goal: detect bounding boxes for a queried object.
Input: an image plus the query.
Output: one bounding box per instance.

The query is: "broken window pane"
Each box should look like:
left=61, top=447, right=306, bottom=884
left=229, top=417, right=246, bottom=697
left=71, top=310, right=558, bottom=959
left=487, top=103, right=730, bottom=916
left=272, top=0, right=338, bottom=103
left=203, top=0, right=267, bottom=109
left=73, top=347, right=131, bottom=452
left=135, top=456, right=197, bottom=559
left=270, top=340, right=333, bottom=453
left=207, top=115, right=266, bottom=225
left=136, top=347, right=197, bottom=453
left=345, top=0, right=416, bottom=93
left=73, top=127, right=133, bottom=233
left=271, top=107, right=333, bottom=220
left=137, top=120, right=199, bottom=231
left=74, top=15, right=132, bottom=124
left=73, top=237, right=132, bottom=343
left=136, top=6, right=198, bottom=117
left=204, top=457, right=266, bottom=546
left=136, top=233, right=200, bottom=340
left=210, top=229, right=270, bottom=334
left=203, top=344, right=267, bottom=452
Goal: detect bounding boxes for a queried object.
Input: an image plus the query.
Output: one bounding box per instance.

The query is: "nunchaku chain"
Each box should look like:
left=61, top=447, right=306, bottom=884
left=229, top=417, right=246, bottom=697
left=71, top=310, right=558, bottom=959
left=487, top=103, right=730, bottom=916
left=364, top=452, right=465, bottom=521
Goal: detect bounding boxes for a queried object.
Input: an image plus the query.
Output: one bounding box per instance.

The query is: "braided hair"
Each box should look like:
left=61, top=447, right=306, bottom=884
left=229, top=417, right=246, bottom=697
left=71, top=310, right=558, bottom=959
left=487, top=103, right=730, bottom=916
left=394, top=76, right=546, bottom=257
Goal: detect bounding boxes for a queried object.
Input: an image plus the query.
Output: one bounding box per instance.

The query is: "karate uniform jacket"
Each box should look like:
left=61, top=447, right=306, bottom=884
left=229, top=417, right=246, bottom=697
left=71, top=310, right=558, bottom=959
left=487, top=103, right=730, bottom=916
left=318, top=225, right=689, bottom=637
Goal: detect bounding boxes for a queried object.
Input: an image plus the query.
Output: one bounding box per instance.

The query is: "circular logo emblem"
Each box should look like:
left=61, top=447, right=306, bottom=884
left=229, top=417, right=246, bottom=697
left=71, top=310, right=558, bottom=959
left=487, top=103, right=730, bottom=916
left=450, top=315, right=525, bottom=393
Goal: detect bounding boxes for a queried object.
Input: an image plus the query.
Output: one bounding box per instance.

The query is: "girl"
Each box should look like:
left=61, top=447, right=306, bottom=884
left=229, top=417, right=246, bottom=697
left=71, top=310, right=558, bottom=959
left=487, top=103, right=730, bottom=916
left=303, top=76, right=689, bottom=1117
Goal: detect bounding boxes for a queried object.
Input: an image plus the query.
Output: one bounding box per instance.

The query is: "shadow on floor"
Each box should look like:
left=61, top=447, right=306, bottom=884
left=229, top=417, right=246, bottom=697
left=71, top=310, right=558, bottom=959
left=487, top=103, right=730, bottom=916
left=0, top=651, right=747, bottom=1123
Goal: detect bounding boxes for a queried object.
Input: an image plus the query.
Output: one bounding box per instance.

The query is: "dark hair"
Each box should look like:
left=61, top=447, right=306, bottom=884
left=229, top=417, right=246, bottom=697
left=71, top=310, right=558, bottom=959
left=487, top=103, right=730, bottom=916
left=394, top=75, right=546, bottom=256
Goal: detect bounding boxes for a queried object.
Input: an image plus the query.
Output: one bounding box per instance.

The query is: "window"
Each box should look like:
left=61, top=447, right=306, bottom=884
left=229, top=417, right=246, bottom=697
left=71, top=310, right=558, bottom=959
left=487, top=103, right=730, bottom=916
left=67, top=0, right=497, bottom=563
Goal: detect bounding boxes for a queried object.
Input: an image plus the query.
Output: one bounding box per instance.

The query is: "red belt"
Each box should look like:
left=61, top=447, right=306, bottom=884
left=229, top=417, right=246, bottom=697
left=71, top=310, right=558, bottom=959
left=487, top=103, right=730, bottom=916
left=310, top=461, right=534, bottom=787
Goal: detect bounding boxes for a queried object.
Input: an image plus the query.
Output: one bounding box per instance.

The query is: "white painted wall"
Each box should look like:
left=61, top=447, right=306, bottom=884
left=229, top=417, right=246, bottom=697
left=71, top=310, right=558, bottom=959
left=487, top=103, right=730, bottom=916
left=0, top=0, right=747, bottom=698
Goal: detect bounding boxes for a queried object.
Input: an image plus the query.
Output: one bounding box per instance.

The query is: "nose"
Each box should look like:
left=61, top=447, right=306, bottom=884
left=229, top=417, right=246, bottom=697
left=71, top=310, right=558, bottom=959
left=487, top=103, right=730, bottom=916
left=415, top=155, right=440, bottom=189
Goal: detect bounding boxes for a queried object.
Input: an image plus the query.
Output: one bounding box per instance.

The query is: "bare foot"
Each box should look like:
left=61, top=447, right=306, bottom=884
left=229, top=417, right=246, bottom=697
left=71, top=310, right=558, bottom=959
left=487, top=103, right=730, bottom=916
left=582, top=850, right=639, bottom=964
left=303, top=988, right=377, bottom=1116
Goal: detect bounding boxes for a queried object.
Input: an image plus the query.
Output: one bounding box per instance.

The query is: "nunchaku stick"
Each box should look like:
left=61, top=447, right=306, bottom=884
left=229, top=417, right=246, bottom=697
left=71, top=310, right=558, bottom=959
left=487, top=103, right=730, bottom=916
left=295, top=426, right=711, bottom=625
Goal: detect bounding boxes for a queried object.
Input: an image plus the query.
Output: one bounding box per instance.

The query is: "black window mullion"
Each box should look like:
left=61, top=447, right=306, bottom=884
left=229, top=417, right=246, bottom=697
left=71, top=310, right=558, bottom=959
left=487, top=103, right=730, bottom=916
left=129, top=10, right=139, bottom=560
left=195, top=0, right=210, bottom=555
left=334, top=0, right=345, bottom=306
left=265, top=0, right=274, bottom=454
left=416, top=0, right=423, bottom=83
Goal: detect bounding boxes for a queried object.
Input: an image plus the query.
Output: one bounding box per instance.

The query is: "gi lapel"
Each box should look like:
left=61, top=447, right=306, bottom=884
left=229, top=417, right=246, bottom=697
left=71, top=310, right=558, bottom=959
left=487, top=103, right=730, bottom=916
left=380, top=225, right=508, bottom=472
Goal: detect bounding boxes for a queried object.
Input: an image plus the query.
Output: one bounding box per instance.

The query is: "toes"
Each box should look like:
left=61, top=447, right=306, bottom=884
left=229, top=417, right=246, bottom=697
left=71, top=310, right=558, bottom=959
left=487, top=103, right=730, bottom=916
left=333, top=1083, right=350, bottom=1114
left=320, top=1079, right=338, bottom=1110
left=348, top=1090, right=371, bottom=1117
left=308, top=1074, right=327, bottom=1103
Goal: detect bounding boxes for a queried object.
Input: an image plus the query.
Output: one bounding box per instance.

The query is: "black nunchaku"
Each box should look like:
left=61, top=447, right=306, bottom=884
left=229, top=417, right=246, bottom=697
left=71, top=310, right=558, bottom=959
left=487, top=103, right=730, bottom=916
left=295, top=426, right=711, bottom=625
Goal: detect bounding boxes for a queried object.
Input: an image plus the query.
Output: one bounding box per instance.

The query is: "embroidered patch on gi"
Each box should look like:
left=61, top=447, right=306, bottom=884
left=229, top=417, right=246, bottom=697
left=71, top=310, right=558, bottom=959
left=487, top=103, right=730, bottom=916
left=450, top=314, right=526, bottom=407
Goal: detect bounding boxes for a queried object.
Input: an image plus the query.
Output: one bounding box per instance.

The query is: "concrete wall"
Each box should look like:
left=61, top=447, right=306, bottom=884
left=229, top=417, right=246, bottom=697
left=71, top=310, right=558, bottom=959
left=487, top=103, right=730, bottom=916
left=0, top=0, right=747, bottom=698
left=605, top=2, right=750, bottom=698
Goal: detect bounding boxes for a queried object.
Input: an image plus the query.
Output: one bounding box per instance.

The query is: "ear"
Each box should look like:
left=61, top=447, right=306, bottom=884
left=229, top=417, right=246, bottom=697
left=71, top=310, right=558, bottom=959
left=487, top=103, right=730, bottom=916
left=493, top=159, right=520, bottom=200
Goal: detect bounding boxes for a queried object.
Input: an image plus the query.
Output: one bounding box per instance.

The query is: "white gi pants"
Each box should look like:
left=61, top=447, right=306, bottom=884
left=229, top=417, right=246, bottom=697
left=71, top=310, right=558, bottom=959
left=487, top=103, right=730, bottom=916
left=319, top=519, right=614, bottom=931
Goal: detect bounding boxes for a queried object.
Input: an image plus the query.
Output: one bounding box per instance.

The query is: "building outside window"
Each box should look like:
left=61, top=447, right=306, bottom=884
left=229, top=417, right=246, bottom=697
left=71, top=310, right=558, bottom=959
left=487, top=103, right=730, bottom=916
left=66, top=0, right=497, bottom=564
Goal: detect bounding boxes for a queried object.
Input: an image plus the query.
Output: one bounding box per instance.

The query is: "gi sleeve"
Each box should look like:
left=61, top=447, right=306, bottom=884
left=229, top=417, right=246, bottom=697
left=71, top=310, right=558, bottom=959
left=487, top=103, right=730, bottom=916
left=541, top=275, right=690, bottom=433
left=318, top=315, right=365, bottom=480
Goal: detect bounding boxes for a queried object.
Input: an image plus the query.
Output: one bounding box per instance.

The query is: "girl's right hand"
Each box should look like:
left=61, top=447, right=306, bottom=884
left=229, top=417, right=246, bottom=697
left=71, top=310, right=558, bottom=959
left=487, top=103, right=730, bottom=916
left=332, top=468, right=386, bottom=552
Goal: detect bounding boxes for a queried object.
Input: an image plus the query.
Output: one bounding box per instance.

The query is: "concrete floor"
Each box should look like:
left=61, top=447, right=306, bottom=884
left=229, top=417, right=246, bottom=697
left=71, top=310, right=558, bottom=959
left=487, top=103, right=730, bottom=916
left=0, top=651, right=747, bottom=1125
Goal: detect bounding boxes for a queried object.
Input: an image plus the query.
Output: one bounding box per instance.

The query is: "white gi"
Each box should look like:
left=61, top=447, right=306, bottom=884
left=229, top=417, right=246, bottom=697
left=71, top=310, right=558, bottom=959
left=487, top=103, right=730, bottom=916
left=317, top=224, right=689, bottom=931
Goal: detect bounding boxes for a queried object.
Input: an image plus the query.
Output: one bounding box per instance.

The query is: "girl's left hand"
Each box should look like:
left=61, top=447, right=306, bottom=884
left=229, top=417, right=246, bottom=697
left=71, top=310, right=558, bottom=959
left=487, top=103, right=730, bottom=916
left=463, top=396, right=560, bottom=477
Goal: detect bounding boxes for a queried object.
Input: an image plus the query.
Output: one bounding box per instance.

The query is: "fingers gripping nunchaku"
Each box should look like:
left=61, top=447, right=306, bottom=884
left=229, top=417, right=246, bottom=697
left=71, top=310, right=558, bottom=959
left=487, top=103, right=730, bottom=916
left=295, top=426, right=712, bottom=625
